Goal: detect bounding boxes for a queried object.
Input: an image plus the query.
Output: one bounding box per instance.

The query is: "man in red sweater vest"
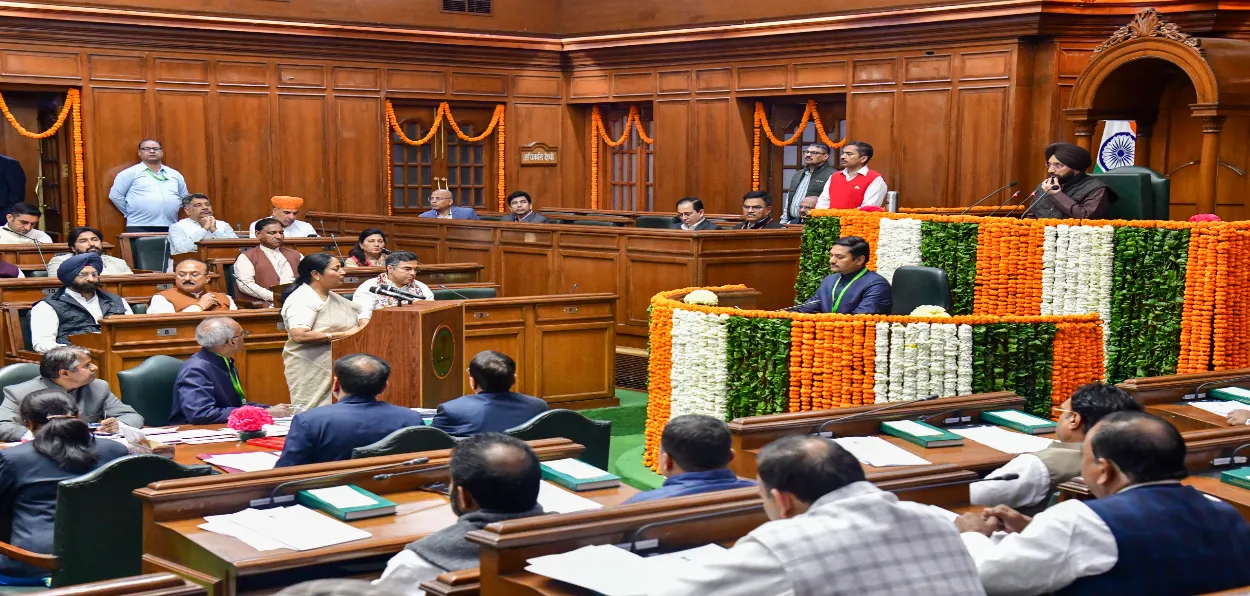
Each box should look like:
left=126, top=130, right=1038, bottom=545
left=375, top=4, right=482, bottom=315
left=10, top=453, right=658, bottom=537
left=817, top=141, right=887, bottom=210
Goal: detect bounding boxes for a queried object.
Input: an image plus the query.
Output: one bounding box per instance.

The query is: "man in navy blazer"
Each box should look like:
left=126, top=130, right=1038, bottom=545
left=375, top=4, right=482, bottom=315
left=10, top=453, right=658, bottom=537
left=170, top=317, right=293, bottom=424
left=275, top=354, right=425, bottom=467
left=418, top=189, right=480, bottom=220
left=432, top=351, right=547, bottom=436
left=794, top=236, right=893, bottom=315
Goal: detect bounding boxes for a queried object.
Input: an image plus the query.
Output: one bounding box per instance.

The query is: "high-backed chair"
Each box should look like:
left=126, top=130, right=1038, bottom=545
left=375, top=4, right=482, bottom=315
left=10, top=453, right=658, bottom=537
left=570, top=219, right=621, bottom=227
left=129, top=236, right=171, bottom=272
left=506, top=409, right=612, bottom=470
left=432, top=287, right=497, bottom=300
left=1102, top=166, right=1170, bottom=218
left=117, top=355, right=185, bottom=427
left=477, top=215, right=503, bottom=221
left=351, top=426, right=459, bottom=459
left=130, top=303, right=148, bottom=315
left=635, top=215, right=677, bottom=229
left=0, top=363, right=39, bottom=393
left=1090, top=171, right=1149, bottom=220
left=0, top=455, right=212, bottom=588
left=26, top=271, right=48, bottom=278
left=889, top=266, right=953, bottom=316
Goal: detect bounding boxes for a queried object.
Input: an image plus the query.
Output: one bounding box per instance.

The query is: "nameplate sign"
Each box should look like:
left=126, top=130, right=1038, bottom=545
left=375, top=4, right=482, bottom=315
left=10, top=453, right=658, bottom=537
left=156, top=328, right=177, bottom=337
left=520, top=143, right=558, bottom=166
left=157, top=283, right=173, bottom=291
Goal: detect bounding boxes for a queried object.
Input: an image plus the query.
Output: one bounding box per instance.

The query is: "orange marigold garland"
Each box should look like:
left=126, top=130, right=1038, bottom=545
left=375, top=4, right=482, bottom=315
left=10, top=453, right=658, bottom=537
left=589, top=105, right=651, bottom=209
left=642, top=301, right=675, bottom=469
left=1051, top=321, right=1106, bottom=410
left=1179, top=227, right=1217, bottom=373
left=973, top=218, right=1044, bottom=316
left=384, top=100, right=506, bottom=212
left=838, top=212, right=883, bottom=270
left=751, top=100, right=848, bottom=191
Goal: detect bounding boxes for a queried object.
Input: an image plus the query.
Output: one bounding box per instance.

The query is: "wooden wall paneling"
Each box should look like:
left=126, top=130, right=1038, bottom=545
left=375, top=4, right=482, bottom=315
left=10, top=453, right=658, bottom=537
left=332, top=94, right=384, bottom=214
left=1216, top=115, right=1249, bottom=222
left=153, top=58, right=209, bottom=85
left=499, top=228, right=555, bottom=296
left=442, top=226, right=499, bottom=286
left=0, top=96, right=40, bottom=205
left=217, top=61, right=269, bottom=87
left=657, top=71, right=691, bottom=95
left=569, top=75, right=609, bottom=101
left=558, top=249, right=619, bottom=298
left=791, top=61, right=847, bottom=90
left=953, top=86, right=1009, bottom=205
left=653, top=99, right=691, bottom=208
left=846, top=91, right=896, bottom=201
left=558, top=101, right=587, bottom=209
left=512, top=102, right=565, bottom=206
left=332, top=67, right=380, bottom=92
left=385, top=69, right=447, bottom=95
left=87, top=86, right=149, bottom=241
left=1, top=49, right=82, bottom=81
left=735, top=65, right=787, bottom=93
left=622, top=253, right=693, bottom=329
left=277, top=64, right=326, bottom=89
left=904, top=55, right=952, bottom=84
left=611, top=72, right=655, bottom=98
left=694, top=69, right=731, bottom=94
left=451, top=72, right=507, bottom=97
left=897, top=89, right=951, bottom=208
left=216, top=92, right=275, bottom=227
left=88, top=54, right=147, bottom=83
left=535, top=320, right=614, bottom=402
left=274, top=93, right=330, bottom=213
left=154, top=89, right=213, bottom=200
left=512, top=75, right=562, bottom=99
left=692, top=98, right=733, bottom=213
left=465, top=324, right=527, bottom=393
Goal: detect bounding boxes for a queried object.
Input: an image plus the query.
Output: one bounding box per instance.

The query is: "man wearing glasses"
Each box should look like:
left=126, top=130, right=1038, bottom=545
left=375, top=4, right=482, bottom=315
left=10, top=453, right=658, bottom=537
left=108, top=139, right=188, bottom=232
left=418, top=189, right=480, bottom=220
left=169, top=317, right=293, bottom=424
left=147, top=259, right=236, bottom=314
left=782, top=143, right=836, bottom=224
left=737, top=191, right=784, bottom=229
left=816, top=141, right=887, bottom=210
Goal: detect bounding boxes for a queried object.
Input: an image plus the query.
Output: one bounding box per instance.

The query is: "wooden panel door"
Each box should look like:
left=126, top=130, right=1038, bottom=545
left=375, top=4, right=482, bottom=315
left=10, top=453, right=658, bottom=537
left=390, top=104, right=497, bottom=211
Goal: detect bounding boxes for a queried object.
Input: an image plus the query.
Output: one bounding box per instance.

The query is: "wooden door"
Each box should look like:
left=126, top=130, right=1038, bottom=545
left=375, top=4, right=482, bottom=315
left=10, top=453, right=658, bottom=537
left=390, top=104, right=496, bottom=212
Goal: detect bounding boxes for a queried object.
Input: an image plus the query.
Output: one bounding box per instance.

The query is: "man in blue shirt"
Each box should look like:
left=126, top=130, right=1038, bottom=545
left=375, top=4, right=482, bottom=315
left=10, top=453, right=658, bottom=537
left=108, top=139, right=188, bottom=232
left=418, top=189, right=480, bottom=220
left=170, top=317, right=292, bottom=425
left=794, top=236, right=892, bottom=315
left=624, top=414, right=755, bottom=504
left=275, top=354, right=425, bottom=467
left=431, top=351, right=546, bottom=436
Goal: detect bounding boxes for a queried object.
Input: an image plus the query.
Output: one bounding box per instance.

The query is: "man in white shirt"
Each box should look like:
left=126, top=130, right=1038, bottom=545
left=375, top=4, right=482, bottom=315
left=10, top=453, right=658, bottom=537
left=817, top=141, right=887, bottom=210
left=657, top=435, right=985, bottom=596
left=233, top=218, right=302, bottom=307
left=673, top=197, right=718, bottom=231
left=148, top=259, right=237, bottom=314
left=0, top=203, right=53, bottom=244
left=108, top=139, right=188, bottom=232
left=352, top=251, right=432, bottom=321
left=969, top=383, right=1140, bottom=512
left=249, top=196, right=319, bottom=239
left=956, top=412, right=1250, bottom=596
left=168, top=193, right=237, bottom=255
left=30, top=253, right=133, bottom=353
left=46, top=226, right=133, bottom=277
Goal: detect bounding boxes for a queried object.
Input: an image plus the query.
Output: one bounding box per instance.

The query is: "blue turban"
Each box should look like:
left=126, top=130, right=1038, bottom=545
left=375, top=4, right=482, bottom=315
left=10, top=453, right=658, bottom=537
left=57, top=252, right=103, bottom=286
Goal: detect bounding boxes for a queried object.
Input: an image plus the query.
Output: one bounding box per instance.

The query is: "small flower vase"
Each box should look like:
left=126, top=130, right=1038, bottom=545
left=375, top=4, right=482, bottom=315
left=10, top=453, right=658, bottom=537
left=237, top=429, right=267, bottom=441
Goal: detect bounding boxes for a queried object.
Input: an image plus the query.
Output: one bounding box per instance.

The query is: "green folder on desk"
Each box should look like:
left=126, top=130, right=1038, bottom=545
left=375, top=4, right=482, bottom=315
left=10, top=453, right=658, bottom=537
left=981, top=410, right=1057, bottom=435
left=880, top=420, right=964, bottom=448
left=1221, top=467, right=1250, bottom=491
left=297, top=484, right=397, bottom=521
left=1211, top=387, right=1250, bottom=406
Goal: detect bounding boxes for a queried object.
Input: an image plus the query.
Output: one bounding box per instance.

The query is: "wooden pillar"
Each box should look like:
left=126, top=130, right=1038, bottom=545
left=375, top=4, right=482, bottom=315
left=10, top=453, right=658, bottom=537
left=1073, top=121, right=1096, bottom=152
left=1198, top=116, right=1225, bottom=215
left=1135, top=122, right=1153, bottom=170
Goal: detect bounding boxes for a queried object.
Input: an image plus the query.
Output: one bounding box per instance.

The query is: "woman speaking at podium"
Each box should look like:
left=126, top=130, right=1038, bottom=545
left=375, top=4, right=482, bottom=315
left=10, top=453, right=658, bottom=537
left=280, top=253, right=367, bottom=411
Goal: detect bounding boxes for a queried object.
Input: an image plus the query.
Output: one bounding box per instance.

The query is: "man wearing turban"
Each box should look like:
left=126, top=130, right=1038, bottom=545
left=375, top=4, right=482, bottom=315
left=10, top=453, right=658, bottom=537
left=249, top=196, right=319, bottom=239
left=30, top=252, right=133, bottom=353
left=1026, top=143, right=1112, bottom=219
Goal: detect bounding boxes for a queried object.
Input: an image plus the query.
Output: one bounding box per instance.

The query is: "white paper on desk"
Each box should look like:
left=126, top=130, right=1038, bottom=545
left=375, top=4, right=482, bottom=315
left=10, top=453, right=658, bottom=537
left=260, top=424, right=290, bottom=437
left=305, top=485, right=377, bottom=509
left=882, top=419, right=943, bottom=436
left=537, top=481, right=604, bottom=514
left=118, top=421, right=146, bottom=445
left=526, top=544, right=666, bottom=596
left=199, top=517, right=287, bottom=551
left=950, top=425, right=1054, bottom=454
left=989, top=410, right=1055, bottom=427
left=141, top=426, right=179, bottom=436
left=833, top=436, right=932, bottom=467
left=227, top=505, right=371, bottom=551
left=177, top=429, right=231, bottom=439
left=1190, top=400, right=1246, bottom=417
left=203, top=452, right=280, bottom=472
left=542, top=458, right=610, bottom=480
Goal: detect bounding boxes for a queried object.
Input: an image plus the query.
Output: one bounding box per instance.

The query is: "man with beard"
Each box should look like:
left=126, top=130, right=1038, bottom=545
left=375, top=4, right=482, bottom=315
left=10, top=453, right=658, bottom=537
left=781, top=143, right=836, bottom=224
left=234, top=218, right=302, bottom=307
left=147, top=259, right=237, bottom=314
left=30, top=252, right=133, bottom=353
left=793, top=236, right=892, bottom=315
left=45, top=226, right=133, bottom=277
left=168, top=193, right=238, bottom=255
left=1025, top=143, right=1112, bottom=219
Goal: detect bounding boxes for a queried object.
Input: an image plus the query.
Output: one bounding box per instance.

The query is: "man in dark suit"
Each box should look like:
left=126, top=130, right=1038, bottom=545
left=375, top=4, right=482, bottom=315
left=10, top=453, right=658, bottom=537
left=504, top=191, right=550, bottom=223
left=0, top=154, right=26, bottom=214
left=169, top=317, right=294, bottom=424
left=275, top=354, right=425, bottom=467
left=432, top=351, right=547, bottom=436
left=418, top=189, right=480, bottom=220
left=672, top=197, right=719, bottom=231
left=737, top=191, right=784, bottom=229
left=794, top=236, right=892, bottom=315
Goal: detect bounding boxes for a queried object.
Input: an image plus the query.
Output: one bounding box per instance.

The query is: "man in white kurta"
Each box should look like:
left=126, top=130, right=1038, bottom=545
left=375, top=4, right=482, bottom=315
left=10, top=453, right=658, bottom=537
left=45, top=226, right=132, bottom=277
left=168, top=193, right=237, bottom=255
left=233, top=219, right=300, bottom=306
left=351, top=251, right=432, bottom=321
left=249, top=196, right=319, bottom=239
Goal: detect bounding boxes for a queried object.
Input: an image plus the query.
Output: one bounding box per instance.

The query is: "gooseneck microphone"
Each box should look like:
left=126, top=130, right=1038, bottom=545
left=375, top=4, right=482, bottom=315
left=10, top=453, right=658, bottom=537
left=369, top=284, right=423, bottom=303
left=374, top=463, right=450, bottom=481
left=320, top=219, right=344, bottom=258
left=813, top=394, right=942, bottom=436
left=263, top=456, right=430, bottom=507
left=960, top=181, right=1018, bottom=216
left=438, top=284, right=471, bottom=300
left=985, top=191, right=1022, bottom=218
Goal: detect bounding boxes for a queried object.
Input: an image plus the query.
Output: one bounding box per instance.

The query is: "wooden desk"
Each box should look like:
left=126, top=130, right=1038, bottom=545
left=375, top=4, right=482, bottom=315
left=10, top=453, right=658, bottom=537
left=1118, top=368, right=1250, bottom=406
left=0, top=242, right=116, bottom=270
left=137, top=439, right=630, bottom=596
left=1186, top=476, right=1250, bottom=519
left=186, top=238, right=342, bottom=266
left=310, top=211, right=802, bottom=348
left=340, top=263, right=484, bottom=287
left=41, top=572, right=206, bottom=596
left=1147, top=402, right=1230, bottom=432
left=728, top=392, right=1031, bottom=478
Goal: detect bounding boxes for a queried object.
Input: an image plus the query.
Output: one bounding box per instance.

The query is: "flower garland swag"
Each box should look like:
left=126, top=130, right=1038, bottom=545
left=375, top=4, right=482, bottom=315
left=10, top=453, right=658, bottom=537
left=751, top=100, right=848, bottom=191
left=1105, top=226, right=1189, bottom=383
left=589, top=105, right=652, bottom=210
left=0, top=89, right=85, bottom=225
left=384, top=101, right=506, bottom=213
left=793, top=216, right=841, bottom=303
left=919, top=221, right=978, bottom=315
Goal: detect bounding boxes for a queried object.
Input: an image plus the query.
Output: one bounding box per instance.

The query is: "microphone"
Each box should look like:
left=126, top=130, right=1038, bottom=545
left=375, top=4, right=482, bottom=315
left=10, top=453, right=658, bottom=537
left=976, top=473, right=1020, bottom=482
left=778, top=298, right=821, bottom=312
left=1009, top=190, right=1038, bottom=219
left=261, top=456, right=430, bottom=507
left=438, top=284, right=470, bottom=300
left=369, top=284, right=422, bottom=303
left=985, top=191, right=1021, bottom=218
left=570, top=283, right=579, bottom=294
left=621, top=504, right=763, bottom=553
left=813, top=394, right=942, bottom=436
left=373, top=463, right=450, bottom=481
left=959, top=181, right=1018, bottom=215
left=1189, top=376, right=1250, bottom=401
left=320, top=219, right=344, bottom=258
left=159, top=236, right=171, bottom=273
left=31, top=238, right=45, bottom=270
left=1018, top=189, right=1047, bottom=219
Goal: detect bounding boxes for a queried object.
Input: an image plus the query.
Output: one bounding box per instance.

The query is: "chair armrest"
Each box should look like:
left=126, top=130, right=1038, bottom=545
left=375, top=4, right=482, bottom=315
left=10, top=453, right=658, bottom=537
left=0, top=539, right=58, bottom=571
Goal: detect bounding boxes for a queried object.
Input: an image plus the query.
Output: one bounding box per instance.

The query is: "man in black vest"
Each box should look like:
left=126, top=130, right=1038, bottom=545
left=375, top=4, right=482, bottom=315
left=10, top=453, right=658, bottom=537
left=1026, top=143, right=1112, bottom=219
left=375, top=433, right=545, bottom=587
left=781, top=143, right=836, bottom=224
left=29, top=252, right=132, bottom=353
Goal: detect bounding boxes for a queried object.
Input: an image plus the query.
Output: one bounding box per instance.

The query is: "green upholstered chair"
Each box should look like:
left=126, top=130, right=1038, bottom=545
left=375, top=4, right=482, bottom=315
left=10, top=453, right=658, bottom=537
left=17, top=307, right=33, bottom=352
left=1090, top=172, right=1149, bottom=220
left=351, top=426, right=459, bottom=459
left=570, top=219, right=621, bottom=227
left=889, top=266, right=953, bottom=316
left=0, top=363, right=39, bottom=393
left=0, top=455, right=212, bottom=588
left=117, top=355, right=185, bottom=427
left=635, top=215, right=677, bottom=229
left=26, top=270, right=48, bottom=278
left=432, top=287, right=497, bottom=300
left=1104, top=166, right=1170, bottom=218
left=129, top=236, right=170, bottom=272
left=129, top=303, right=148, bottom=315
left=477, top=215, right=503, bottom=221
left=506, top=409, right=612, bottom=470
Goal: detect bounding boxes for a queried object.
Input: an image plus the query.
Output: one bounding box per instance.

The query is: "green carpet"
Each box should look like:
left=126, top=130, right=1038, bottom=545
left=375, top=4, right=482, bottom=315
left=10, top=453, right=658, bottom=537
left=582, top=389, right=648, bottom=436
left=584, top=389, right=664, bottom=490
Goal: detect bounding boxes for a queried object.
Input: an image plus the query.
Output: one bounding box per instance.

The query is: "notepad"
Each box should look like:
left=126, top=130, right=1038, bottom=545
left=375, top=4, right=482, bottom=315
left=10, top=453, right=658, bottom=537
left=306, top=486, right=377, bottom=509
left=1212, top=387, right=1250, bottom=405
left=200, top=505, right=371, bottom=551
left=949, top=425, right=1054, bottom=454
left=526, top=545, right=675, bottom=596
left=981, top=410, right=1058, bottom=435
left=537, top=481, right=604, bottom=514
left=203, top=452, right=281, bottom=472
left=541, top=458, right=621, bottom=491
left=833, top=436, right=932, bottom=467
left=1190, top=400, right=1246, bottom=417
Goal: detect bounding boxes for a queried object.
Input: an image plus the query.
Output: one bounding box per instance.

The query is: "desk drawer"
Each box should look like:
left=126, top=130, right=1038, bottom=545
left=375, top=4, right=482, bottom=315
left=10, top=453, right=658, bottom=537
left=464, top=305, right=524, bottom=325
left=536, top=301, right=612, bottom=321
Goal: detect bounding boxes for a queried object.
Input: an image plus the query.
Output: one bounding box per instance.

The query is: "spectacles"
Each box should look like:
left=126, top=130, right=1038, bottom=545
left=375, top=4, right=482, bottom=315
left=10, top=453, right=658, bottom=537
left=231, top=331, right=251, bottom=341
left=803, top=151, right=828, bottom=156
left=139, top=147, right=162, bottom=152
left=1050, top=407, right=1073, bottom=418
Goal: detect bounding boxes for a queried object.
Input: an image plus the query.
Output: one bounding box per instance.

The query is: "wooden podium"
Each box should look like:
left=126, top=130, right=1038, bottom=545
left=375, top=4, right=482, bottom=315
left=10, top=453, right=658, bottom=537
left=332, top=301, right=465, bottom=408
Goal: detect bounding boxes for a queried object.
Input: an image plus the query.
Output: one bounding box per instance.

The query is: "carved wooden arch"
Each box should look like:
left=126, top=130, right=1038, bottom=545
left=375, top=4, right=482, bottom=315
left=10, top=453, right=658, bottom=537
left=1067, top=37, right=1218, bottom=111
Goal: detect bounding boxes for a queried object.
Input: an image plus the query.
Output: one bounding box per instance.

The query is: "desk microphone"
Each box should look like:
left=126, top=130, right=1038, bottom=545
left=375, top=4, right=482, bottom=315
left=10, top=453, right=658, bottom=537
left=1005, top=190, right=1038, bottom=219
left=976, top=473, right=1020, bottom=482
left=261, top=456, right=430, bottom=507
left=374, top=463, right=450, bottom=481
left=960, top=182, right=1017, bottom=215
left=1018, top=190, right=1048, bottom=219
left=30, top=238, right=45, bottom=270
left=813, top=394, right=941, bottom=437
left=369, top=284, right=423, bottom=303
left=778, top=298, right=821, bottom=312
left=1189, top=376, right=1250, bottom=401
left=438, top=284, right=471, bottom=300
left=621, top=504, right=763, bottom=553
left=319, top=219, right=344, bottom=258
left=985, top=191, right=1021, bottom=218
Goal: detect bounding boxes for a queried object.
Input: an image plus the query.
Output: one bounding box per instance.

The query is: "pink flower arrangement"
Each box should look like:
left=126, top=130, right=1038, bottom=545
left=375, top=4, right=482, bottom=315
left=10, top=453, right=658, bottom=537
left=1189, top=213, right=1222, bottom=222
left=227, top=405, right=273, bottom=432
left=859, top=205, right=884, bottom=212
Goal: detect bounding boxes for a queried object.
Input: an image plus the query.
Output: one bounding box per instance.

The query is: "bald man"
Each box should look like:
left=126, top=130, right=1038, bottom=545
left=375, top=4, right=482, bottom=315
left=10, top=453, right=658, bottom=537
left=148, top=260, right=237, bottom=314
left=249, top=196, right=319, bottom=238
left=418, top=189, right=479, bottom=220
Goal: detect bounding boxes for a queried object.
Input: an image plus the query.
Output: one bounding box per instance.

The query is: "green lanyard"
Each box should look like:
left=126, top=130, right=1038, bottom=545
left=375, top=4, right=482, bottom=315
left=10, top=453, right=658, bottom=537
left=144, top=167, right=168, bottom=182
left=220, top=355, right=245, bottom=402
left=830, top=268, right=868, bottom=312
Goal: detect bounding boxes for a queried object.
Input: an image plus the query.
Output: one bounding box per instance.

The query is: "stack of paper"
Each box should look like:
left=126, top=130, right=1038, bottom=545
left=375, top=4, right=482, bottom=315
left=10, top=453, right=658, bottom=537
left=159, top=428, right=239, bottom=445
left=1190, top=400, right=1246, bottom=417
left=949, top=425, right=1054, bottom=454
left=526, top=544, right=704, bottom=595
left=833, top=436, right=932, bottom=467
left=199, top=505, right=371, bottom=551
left=202, top=452, right=281, bottom=472
left=537, top=481, right=604, bottom=514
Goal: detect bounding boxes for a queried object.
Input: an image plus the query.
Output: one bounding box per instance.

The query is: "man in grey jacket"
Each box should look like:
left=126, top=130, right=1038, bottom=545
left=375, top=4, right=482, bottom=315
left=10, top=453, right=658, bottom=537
left=0, top=346, right=143, bottom=441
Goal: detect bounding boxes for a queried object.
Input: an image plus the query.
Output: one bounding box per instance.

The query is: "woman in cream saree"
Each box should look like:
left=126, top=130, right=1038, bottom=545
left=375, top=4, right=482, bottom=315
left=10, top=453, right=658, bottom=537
left=280, top=253, right=366, bottom=411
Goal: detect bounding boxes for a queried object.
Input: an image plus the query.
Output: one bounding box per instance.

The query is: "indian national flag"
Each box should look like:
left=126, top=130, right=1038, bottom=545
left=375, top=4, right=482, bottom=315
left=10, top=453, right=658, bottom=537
left=1094, top=121, right=1137, bottom=173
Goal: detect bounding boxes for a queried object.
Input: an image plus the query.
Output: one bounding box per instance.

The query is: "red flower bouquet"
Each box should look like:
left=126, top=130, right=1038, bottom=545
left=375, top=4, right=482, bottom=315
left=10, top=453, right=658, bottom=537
left=227, top=405, right=273, bottom=440
left=1189, top=213, right=1222, bottom=222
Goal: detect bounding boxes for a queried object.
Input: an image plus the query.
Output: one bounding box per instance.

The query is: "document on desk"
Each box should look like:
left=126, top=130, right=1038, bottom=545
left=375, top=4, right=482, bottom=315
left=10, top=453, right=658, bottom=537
left=201, top=505, right=371, bottom=551
left=526, top=544, right=684, bottom=596
left=1190, top=400, right=1245, bottom=417
left=950, top=425, right=1054, bottom=454
left=202, top=452, right=281, bottom=472
left=833, top=436, right=932, bottom=467
left=537, top=481, right=604, bottom=514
